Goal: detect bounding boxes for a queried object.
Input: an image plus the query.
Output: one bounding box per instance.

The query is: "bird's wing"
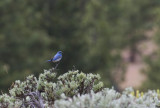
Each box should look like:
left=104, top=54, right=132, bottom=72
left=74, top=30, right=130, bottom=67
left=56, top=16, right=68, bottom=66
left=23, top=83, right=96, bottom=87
left=53, top=53, right=62, bottom=61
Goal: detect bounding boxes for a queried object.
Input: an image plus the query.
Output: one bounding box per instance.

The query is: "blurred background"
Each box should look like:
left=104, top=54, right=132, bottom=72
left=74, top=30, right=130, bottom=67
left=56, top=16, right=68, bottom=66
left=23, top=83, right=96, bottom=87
left=0, top=0, right=160, bottom=92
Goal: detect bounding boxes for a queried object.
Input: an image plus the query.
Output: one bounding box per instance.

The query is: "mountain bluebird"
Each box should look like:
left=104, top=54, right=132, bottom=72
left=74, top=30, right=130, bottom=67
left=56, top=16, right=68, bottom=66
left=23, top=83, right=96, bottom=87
left=47, top=51, right=62, bottom=62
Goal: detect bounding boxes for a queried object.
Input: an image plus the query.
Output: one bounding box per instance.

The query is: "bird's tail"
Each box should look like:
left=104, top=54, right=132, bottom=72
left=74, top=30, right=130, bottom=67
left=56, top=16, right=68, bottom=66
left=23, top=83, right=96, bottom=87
left=46, top=60, right=51, bottom=62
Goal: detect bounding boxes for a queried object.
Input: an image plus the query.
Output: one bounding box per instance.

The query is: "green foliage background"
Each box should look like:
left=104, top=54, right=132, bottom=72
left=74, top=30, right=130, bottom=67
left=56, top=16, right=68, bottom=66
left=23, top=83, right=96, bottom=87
left=0, top=0, right=160, bottom=91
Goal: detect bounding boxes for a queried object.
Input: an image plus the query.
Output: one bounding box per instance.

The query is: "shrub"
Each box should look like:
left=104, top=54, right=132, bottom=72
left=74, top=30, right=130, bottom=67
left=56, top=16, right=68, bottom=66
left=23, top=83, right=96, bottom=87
left=55, top=87, right=160, bottom=108
left=1, top=68, right=103, bottom=107
left=1, top=68, right=160, bottom=108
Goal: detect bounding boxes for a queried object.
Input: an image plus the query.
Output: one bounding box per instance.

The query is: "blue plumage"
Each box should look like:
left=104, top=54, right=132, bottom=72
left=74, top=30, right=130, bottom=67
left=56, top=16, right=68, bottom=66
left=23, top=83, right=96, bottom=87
left=47, top=51, right=62, bottom=62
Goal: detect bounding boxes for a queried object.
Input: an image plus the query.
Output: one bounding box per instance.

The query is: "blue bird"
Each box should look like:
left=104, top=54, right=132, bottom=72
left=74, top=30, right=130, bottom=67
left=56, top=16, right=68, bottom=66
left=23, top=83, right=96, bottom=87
left=47, top=51, right=62, bottom=63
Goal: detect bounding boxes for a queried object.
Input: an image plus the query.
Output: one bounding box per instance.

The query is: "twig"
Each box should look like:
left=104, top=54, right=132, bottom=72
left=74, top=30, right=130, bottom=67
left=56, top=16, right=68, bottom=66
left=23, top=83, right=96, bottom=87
left=23, top=91, right=44, bottom=108
left=55, top=61, right=60, bottom=69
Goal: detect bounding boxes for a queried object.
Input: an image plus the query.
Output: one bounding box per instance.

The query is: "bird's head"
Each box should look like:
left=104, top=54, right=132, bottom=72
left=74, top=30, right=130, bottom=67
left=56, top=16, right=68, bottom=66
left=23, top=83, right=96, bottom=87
left=57, top=51, right=63, bottom=54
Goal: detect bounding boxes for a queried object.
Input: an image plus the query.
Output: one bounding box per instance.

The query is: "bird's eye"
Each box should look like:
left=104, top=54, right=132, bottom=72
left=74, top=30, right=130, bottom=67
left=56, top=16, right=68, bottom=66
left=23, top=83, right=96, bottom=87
left=59, top=51, right=62, bottom=53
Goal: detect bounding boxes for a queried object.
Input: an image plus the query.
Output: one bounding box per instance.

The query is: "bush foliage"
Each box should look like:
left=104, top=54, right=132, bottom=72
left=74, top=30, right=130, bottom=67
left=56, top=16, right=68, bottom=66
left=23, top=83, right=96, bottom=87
left=0, top=68, right=103, bottom=107
left=0, top=69, right=160, bottom=108
left=55, top=87, right=160, bottom=108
